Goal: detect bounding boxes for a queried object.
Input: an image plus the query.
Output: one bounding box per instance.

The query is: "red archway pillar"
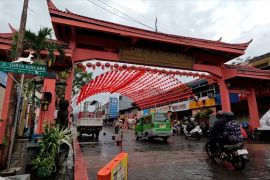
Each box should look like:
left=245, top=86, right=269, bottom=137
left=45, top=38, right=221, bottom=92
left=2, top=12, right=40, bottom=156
left=218, top=80, right=231, bottom=112
left=0, top=74, right=13, bottom=143
left=36, top=78, right=56, bottom=133
left=65, top=68, right=74, bottom=125
left=247, top=88, right=260, bottom=129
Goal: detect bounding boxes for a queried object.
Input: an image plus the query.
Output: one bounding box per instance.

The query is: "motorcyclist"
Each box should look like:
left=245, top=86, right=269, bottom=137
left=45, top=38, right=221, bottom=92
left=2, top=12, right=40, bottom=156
left=114, top=119, right=122, bottom=134
left=209, top=111, right=235, bottom=156
left=186, top=117, right=196, bottom=133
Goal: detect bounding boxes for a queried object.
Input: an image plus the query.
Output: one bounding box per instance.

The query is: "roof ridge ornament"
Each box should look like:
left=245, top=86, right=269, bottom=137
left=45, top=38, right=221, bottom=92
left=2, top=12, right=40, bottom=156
left=238, top=39, right=253, bottom=47
left=47, top=0, right=58, bottom=10
left=8, top=23, right=17, bottom=33
left=65, top=8, right=73, bottom=14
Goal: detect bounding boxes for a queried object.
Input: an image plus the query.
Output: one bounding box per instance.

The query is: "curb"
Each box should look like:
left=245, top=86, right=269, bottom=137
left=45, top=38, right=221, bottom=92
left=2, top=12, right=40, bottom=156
left=73, top=137, right=89, bottom=180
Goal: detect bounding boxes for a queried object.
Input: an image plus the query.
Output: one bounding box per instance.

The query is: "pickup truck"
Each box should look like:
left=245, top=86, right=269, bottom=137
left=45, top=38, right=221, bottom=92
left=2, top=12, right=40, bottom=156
left=77, top=118, right=103, bottom=140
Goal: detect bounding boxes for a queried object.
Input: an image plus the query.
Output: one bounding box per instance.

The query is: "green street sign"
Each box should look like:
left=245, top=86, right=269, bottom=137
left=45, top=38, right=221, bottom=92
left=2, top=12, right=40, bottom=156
left=0, top=61, right=47, bottom=76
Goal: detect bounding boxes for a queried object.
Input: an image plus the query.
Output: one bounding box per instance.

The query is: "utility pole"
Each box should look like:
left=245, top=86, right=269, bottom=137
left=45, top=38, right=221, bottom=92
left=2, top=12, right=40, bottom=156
left=6, top=0, right=29, bottom=171
left=155, top=17, right=158, bottom=32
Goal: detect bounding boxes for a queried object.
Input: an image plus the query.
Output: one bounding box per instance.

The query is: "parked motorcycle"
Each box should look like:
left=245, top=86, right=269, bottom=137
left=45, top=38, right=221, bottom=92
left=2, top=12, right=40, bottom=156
left=182, top=124, right=202, bottom=140
left=205, top=141, right=249, bottom=170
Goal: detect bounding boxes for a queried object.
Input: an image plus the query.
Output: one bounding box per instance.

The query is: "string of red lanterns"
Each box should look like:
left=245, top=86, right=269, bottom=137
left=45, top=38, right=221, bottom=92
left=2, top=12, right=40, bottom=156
left=76, top=61, right=212, bottom=80
left=76, top=61, right=209, bottom=106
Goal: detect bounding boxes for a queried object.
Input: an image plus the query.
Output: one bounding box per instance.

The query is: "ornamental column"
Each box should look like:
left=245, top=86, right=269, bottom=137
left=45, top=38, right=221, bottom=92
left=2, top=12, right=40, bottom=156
left=65, top=67, right=74, bottom=125
left=0, top=74, right=13, bottom=143
left=218, top=80, right=231, bottom=112
left=247, top=88, right=260, bottom=129
left=36, top=78, right=56, bottom=133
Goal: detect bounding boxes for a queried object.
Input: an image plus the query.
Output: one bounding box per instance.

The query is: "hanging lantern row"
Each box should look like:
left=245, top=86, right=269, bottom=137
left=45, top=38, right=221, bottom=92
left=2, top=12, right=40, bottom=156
left=76, top=64, right=197, bottom=105
left=76, top=62, right=212, bottom=79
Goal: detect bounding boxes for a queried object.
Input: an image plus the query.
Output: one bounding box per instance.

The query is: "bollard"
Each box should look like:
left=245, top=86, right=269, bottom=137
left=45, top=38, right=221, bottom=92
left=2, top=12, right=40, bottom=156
left=97, top=152, right=128, bottom=180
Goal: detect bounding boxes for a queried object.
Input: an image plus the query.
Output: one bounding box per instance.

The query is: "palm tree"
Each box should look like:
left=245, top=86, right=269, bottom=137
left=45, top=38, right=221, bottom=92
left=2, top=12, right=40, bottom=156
left=11, top=27, right=65, bottom=66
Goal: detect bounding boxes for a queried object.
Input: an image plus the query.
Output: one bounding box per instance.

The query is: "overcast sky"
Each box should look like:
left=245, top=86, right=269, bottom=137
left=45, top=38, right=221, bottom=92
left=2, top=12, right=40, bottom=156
left=0, top=0, right=270, bottom=60
left=1, top=0, right=270, bottom=111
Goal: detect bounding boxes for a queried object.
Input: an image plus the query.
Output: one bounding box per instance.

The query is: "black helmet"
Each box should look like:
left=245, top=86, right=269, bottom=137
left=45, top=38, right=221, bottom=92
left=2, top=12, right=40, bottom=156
left=216, top=111, right=225, bottom=119
left=216, top=111, right=235, bottom=120
left=224, top=112, right=235, bottom=120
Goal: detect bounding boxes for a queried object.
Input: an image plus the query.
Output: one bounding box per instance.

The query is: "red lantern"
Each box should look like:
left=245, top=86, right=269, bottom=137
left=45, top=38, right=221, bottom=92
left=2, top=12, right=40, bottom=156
left=114, top=64, right=119, bottom=69
left=101, top=65, right=105, bottom=70
left=118, top=66, right=123, bottom=71
left=105, top=63, right=110, bottom=68
left=130, top=66, right=135, bottom=70
left=82, top=66, right=86, bottom=71
left=110, top=65, right=114, bottom=70
left=96, top=62, right=102, bottom=67
left=122, top=64, right=127, bottom=69
left=161, top=69, right=167, bottom=74
left=152, top=69, right=157, bottom=74
left=77, top=63, right=83, bottom=68
left=86, top=63, right=92, bottom=68
left=92, top=65, right=96, bottom=70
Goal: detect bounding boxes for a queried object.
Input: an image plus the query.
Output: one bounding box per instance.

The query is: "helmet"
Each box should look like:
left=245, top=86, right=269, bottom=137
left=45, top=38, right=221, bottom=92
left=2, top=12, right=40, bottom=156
left=216, top=111, right=225, bottom=119
left=216, top=111, right=235, bottom=120
left=224, top=112, right=235, bottom=120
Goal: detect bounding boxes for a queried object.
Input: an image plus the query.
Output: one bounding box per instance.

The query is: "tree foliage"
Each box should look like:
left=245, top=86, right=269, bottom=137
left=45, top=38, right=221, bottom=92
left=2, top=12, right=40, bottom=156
left=10, top=27, right=65, bottom=63
left=72, top=67, right=92, bottom=96
left=195, top=108, right=214, bottom=121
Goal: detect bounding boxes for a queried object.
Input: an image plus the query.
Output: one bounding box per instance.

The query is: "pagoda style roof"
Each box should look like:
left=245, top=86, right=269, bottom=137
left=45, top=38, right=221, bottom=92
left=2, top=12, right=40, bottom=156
left=47, top=0, right=251, bottom=56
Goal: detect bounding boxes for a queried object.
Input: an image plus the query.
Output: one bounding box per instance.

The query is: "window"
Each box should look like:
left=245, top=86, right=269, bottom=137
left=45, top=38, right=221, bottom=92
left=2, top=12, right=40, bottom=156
left=154, top=113, right=168, bottom=122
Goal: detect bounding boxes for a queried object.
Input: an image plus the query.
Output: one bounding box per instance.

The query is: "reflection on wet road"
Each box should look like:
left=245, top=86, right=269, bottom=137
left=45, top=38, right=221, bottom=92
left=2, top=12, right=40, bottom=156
left=79, top=127, right=270, bottom=180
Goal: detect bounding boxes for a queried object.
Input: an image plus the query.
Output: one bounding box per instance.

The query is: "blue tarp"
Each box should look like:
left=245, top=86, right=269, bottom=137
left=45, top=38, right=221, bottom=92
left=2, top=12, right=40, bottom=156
left=216, top=93, right=240, bottom=105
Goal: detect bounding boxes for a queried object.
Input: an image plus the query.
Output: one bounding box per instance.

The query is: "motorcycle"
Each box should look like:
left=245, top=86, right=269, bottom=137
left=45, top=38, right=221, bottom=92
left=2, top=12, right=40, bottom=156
left=182, top=124, right=202, bottom=140
left=205, top=141, right=249, bottom=170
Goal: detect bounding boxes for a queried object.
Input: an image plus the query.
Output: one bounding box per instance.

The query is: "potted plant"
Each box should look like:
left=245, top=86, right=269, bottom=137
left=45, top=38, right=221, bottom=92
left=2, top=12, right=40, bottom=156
left=32, top=155, right=55, bottom=178
left=32, top=123, right=72, bottom=178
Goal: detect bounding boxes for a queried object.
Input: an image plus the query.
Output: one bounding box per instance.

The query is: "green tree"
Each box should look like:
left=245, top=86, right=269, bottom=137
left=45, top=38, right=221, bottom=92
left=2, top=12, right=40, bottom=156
left=72, top=67, right=92, bottom=97
left=11, top=27, right=65, bottom=65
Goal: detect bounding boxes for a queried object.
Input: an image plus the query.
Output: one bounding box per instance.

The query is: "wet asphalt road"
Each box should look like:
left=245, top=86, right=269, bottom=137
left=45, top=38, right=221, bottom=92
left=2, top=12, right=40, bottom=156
left=79, top=127, right=270, bottom=180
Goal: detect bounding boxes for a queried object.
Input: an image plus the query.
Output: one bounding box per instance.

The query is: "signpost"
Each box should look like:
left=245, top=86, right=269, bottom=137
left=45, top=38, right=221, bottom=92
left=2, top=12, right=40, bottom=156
left=0, top=61, right=47, bottom=76
left=0, top=61, right=47, bottom=171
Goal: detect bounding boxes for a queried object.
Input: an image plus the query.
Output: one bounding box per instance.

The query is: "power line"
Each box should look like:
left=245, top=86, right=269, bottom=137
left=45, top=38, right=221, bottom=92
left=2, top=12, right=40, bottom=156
left=104, top=0, right=185, bottom=34
left=95, top=0, right=155, bottom=31
left=86, top=0, right=155, bottom=31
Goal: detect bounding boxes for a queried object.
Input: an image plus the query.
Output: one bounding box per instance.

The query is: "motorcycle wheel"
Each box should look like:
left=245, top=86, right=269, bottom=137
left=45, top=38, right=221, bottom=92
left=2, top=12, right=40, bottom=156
left=205, top=142, right=214, bottom=159
left=233, top=157, right=246, bottom=170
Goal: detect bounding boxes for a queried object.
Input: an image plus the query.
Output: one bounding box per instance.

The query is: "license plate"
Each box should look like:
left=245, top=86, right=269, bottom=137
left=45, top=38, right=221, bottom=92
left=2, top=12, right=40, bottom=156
left=237, top=149, right=248, bottom=155
left=159, top=124, right=166, bottom=128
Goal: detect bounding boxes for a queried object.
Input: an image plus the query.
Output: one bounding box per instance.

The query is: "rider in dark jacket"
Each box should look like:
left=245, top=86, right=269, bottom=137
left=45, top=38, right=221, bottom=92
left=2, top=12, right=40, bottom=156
left=210, top=111, right=235, bottom=154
